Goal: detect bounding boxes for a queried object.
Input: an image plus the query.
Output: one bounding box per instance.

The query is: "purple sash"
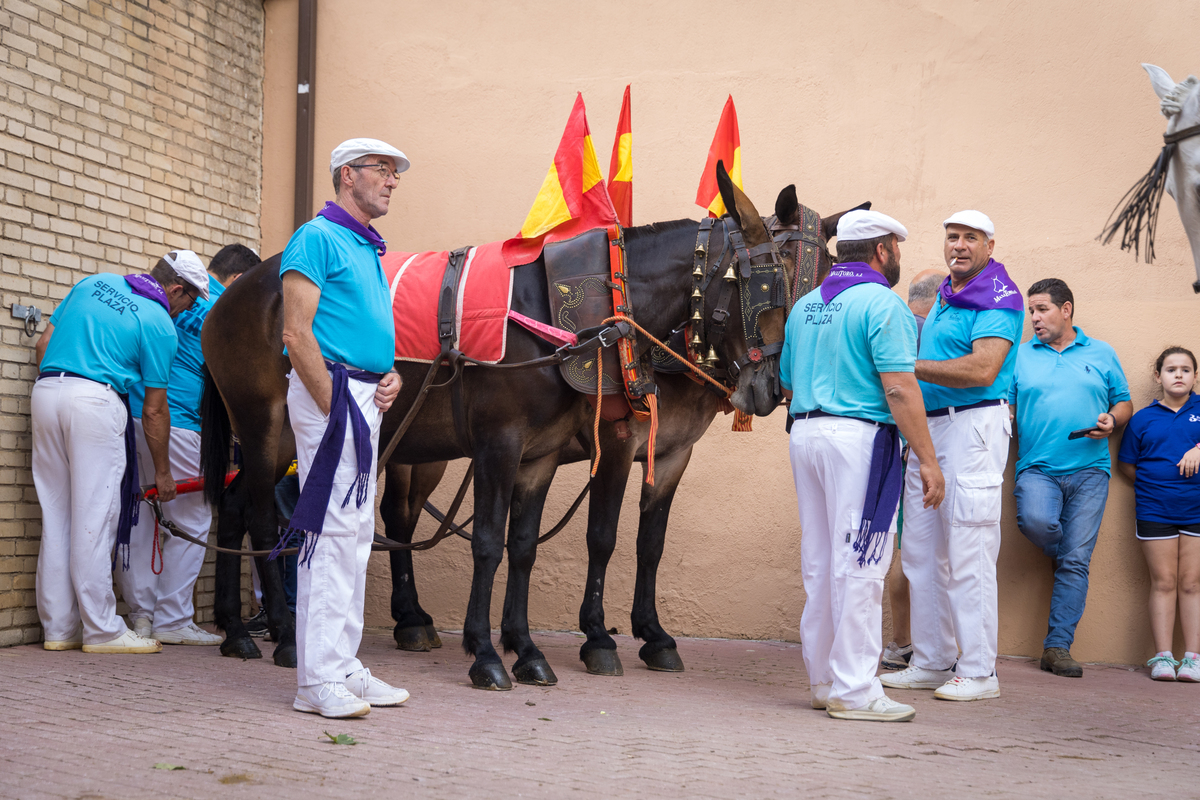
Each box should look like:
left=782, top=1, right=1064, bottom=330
left=853, top=425, right=902, bottom=567
left=316, top=201, right=387, bottom=255
left=938, top=259, right=1023, bottom=311
left=271, top=362, right=382, bottom=567
left=820, top=262, right=890, bottom=304
left=124, top=274, right=170, bottom=313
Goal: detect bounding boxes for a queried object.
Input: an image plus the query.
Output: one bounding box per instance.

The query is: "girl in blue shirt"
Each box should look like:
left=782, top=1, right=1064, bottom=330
left=1117, top=347, right=1200, bottom=682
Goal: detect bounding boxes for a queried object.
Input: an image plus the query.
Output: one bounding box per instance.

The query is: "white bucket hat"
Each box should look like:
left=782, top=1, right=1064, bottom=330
left=836, top=210, right=909, bottom=243
left=163, top=250, right=209, bottom=300
left=329, top=138, right=410, bottom=176
left=943, top=210, right=995, bottom=240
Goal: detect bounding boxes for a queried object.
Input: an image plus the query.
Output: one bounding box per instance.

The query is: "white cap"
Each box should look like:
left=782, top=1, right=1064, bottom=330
left=163, top=250, right=209, bottom=300
left=943, top=210, right=995, bottom=240
left=836, top=210, right=908, bottom=243
left=329, top=137, right=410, bottom=176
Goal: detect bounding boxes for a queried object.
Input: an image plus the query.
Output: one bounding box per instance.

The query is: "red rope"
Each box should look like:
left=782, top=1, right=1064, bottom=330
left=645, top=393, right=658, bottom=486
left=590, top=347, right=603, bottom=477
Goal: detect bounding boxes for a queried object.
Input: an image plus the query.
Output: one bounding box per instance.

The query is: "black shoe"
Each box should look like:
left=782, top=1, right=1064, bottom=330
left=243, top=609, right=269, bottom=639
left=1040, top=647, right=1083, bottom=678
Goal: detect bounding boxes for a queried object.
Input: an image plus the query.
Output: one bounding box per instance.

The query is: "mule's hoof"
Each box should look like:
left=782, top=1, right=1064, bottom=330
left=513, top=657, right=558, bottom=686
left=469, top=661, right=513, bottom=691
left=642, top=647, right=685, bottom=672
left=394, top=625, right=432, bottom=652
left=220, top=636, right=262, bottom=661
left=425, top=624, right=443, bottom=649
left=273, top=644, right=297, bottom=668
left=581, top=648, right=624, bottom=676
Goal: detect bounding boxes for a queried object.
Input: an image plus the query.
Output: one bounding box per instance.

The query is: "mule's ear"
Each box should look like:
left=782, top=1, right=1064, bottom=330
left=1144, top=63, right=1176, bottom=101
left=774, top=185, right=799, bottom=226
left=716, top=160, right=769, bottom=243
left=821, top=201, right=872, bottom=240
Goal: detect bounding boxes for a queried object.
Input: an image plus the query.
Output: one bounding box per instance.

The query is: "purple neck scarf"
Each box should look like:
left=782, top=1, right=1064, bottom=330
left=938, top=259, right=1023, bottom=311
left=317, top=201, right=387, bottom=255
left=853, top=425, right=903, bottom=568
left=270, top=362, right=383, bottom=567
left=124, top=274, right=170, bottom=313
left=820, top=262, right=891, bottom=304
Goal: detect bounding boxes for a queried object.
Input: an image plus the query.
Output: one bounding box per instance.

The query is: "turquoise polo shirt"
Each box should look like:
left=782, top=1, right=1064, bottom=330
left=1008, top=328, right=1131, bottom=476
left=917, top=298, right=1022, bottom=411
left=280, top=215, right=395, bottom=374
left=42, top=273, right=177, bottom=396
left=781, top=283, right=917, bottom=425
left=129, top=274, right=225, bottom=432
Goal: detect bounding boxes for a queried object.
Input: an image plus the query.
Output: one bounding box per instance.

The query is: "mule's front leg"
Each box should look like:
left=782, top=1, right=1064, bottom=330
left=382, top=461, right=447, bottom=651
left=463, top=450, right=520, bottom=690
left=213, top=484, right=261, bottom=660
left=499, top=452, right=559, bottom=685
left=631, top=445, right=692, bottom=673
left=578, top=440, right=636, bottom=676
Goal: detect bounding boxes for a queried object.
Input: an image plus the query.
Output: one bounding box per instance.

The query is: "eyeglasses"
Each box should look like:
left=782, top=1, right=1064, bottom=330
left=348, top=163, right=401, bottom=180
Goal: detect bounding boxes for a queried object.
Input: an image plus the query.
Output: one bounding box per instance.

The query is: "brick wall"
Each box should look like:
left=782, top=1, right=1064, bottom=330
left=0, top=0, right=265, bottom=645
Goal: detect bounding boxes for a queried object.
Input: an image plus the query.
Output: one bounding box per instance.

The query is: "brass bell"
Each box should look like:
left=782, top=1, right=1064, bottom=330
left=690, top=309, right=702, bottom=323
left=691, top=287, right=702, bottom=300
left=723, top=265, right=737, bottom=282
left=690, top=331, right=702, bottom=348
left=704, top=347, right=718, bottom=366
left=692, top=264, right=703, bottom=278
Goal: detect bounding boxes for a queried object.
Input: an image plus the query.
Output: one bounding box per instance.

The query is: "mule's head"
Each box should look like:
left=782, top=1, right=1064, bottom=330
left=1144, top=63, right=1200, bottom=292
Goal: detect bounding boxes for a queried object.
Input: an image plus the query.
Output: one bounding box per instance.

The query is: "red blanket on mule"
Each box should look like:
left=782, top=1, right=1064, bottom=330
left=382, top=241, right=513, bottom=364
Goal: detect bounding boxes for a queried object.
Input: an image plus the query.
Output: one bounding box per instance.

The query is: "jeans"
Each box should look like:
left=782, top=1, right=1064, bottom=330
left=274, top=474, right=302, bottom=613
left=1013, top=467, right=1109, bottom=650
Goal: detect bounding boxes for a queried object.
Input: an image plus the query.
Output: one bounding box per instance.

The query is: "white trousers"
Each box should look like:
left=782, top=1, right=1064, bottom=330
left=32, top=375, right=129, bottom=644
left=289, top=371, right=381, bottom=687
left=901, top=404, right=1009, bottom=678
left=113, top=420, right=210, bottom=632
left=791, top=417, right=895, bottom=710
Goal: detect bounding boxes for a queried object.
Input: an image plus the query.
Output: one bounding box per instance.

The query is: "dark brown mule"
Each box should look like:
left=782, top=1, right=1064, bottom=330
left=200, top=167, right=784, bottom=687
left=384, top=191, right=867, bottom=676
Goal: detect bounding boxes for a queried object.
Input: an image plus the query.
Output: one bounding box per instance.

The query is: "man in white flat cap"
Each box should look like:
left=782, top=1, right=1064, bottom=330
left=882, top=210, right=1023, bottom=702
left=782, top=209, right=944, bottom=722
left=117, top=247, right=260, bottom=647
left=32, top=251, right=206, bottom=654
left=279, top=137, right=409, bottom=718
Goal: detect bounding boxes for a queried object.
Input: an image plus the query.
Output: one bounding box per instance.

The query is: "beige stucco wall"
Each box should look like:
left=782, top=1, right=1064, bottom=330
left=262, top=0, right=1200, bottom=665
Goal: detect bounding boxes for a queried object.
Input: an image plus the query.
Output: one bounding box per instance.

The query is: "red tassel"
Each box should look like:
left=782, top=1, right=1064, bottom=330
left=732, top=409, right=753, bottom=432
left=644, top=394, right=659, bottom=486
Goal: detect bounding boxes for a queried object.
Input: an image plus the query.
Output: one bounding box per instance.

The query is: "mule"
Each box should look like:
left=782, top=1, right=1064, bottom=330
left=384, top=190, right=865, bottom=676
left=200, top=167, right=786, bottom=688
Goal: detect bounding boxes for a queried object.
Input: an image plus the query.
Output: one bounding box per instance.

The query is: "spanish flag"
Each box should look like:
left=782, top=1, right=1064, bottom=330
left=695, top=96, right=742, bottom=218
left=607, top=85, right=632, bottom=228
left=503, top=93, right=618, bottom=267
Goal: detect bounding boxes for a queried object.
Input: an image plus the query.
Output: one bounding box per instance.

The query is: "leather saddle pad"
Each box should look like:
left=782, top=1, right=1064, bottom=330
left=383, top=240, right=513, bottom=364
left=543, top=228, right=623, bottom=396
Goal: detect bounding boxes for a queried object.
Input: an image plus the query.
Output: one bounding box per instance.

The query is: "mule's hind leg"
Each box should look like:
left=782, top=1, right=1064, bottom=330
left=577, top=440, right=637, bottom=676
left=499, top=452, right=560, bottom=686
left=382, top=461, right=448, bottom=651
left=214, top=478, right=261, bottom=660
left=631, top=445, right=693, bottom=672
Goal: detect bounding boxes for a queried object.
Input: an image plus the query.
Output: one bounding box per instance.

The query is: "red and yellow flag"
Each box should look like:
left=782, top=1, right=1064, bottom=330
left=503, top=93, right=618, bottom=266
left=607, top=85, right=632, bottom=228
left=694, top=95, right=742, bottom=218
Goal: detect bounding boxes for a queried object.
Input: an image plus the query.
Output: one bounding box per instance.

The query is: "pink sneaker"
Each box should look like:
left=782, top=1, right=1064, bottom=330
left=1177, top=653, right=1200, bottom=683
left=1147, top=652, right=1178, bottom=681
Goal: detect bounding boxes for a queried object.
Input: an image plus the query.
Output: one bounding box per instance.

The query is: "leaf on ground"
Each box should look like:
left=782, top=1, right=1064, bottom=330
left=525, top=701, right=536, bottom=706
left=322, top=731, right=358, bottom=745
left=537, top=717, right=551, bottom=722
left=152, top=763, right=185, bottom=771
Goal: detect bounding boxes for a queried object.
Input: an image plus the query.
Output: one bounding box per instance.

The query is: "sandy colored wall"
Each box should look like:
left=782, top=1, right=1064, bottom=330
left=261, top=0, right=1200, bottom=665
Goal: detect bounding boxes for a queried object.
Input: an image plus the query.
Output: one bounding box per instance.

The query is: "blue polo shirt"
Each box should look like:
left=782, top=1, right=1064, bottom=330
left=781, top=283, right=917, bottom=425
left=129, top=274, right=225, bottom=432
left=280, top=215, right=395, bottom=374
left=42, top=274, right=177, bottom=396
left=1008, top=328, right=1130, bottom=476
left=1118, top=394, right=1200, bottom=524
left=918, top=298, right=1022, bottom=411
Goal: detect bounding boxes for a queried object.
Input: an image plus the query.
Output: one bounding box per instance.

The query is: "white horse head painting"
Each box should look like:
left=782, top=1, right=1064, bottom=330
left=1101, top=64, right=1200, bottom=291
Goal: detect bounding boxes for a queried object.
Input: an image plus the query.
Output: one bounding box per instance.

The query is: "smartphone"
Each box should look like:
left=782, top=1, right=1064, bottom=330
left=1067, top=427, right=1101, bottom=440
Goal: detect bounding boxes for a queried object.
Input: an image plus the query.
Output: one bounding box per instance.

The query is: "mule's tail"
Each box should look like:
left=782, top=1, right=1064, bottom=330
left=200, top=364, right=232, bottom=507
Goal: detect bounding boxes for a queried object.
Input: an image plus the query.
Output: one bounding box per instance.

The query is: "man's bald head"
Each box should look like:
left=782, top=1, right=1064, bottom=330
left=908, top=269, right=947, bottom=318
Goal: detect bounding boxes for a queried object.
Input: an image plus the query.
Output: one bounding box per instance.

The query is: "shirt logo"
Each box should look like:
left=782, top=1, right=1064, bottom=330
left=1190, top=414, right=1200, bottom=423
left=992, top=277, right=1018, bottom=305
left=1085, top=365, right=1091, bottom=373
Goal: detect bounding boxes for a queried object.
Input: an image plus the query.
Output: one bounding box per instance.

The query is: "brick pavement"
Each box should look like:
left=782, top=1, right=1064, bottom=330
left=1, top=628, right=1197, bottom=800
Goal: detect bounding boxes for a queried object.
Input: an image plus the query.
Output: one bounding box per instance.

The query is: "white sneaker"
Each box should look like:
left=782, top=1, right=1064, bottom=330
left=881, top=641, right=913, bottom=670
left=810, top=683, right=831, bottom=710
left=82, top=629, right=162, bottom=654
left=293, top=682, right=370, bottom=718
left=1148, top=653, right=1178, bottom=681
left=153, top=622, right=223, bottom=646
left=43, top=632, right=83, bottom=651
left=130, top=616, right=153, bottom=638
left=934, top=674, right=1001, bottom=701
left=826, top=695, right=916, bottom=722
left=345, top=668, right=410, bottom=707
left=1177, top=653, right=1200, bottom=682
left=879, top=664, right=955, bottom=690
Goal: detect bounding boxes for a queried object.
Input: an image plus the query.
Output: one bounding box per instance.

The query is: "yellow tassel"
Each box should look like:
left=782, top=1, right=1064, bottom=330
left=732, top=409, right=753, bottom=432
